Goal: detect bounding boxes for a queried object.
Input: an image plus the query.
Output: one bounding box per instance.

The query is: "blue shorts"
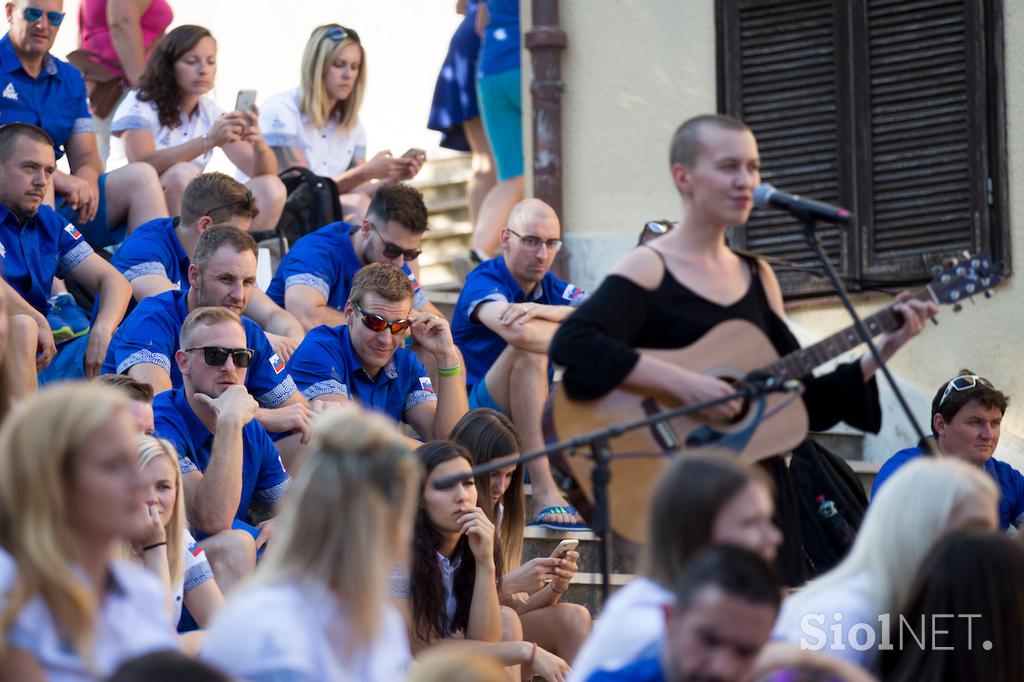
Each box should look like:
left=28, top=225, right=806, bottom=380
left=56, top=172, right=126, bottom=248
left=469, top=379, right=505, bottom=413
left=477, top=68, right=523, bottom=181
left=37, top=335, right=88, bottom=385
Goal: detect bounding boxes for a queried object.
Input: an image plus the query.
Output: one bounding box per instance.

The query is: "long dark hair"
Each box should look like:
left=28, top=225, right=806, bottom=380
left=410, top=441, right=502, bottom=643
left=882, top=526, right=1024, bottom=682
left=137, top=25, right=214, bottom=129
left=450, top=409, right=524, bottom=574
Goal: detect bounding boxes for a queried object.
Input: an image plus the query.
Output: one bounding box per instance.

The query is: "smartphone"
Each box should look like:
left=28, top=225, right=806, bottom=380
left=550, top=539, right=579, bottom=559
left=234, top=89, right=257, bottom=114
left=402, top=147, right=427, bottom=160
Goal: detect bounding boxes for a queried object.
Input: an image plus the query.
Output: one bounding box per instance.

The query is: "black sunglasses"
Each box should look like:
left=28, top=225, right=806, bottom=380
left=22, top=7, right=65, bottom=26
left=368, top=221, right=421, bottom=262
left=204, top=190, right=255, bottom=219
left=185, top=346, right=254, bottom=368
left=354, top=303, right=412, bottom=334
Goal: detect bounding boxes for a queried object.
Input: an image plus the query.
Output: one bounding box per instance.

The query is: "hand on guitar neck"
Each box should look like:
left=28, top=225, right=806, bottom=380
left=859, top=292, right=937, bottom=380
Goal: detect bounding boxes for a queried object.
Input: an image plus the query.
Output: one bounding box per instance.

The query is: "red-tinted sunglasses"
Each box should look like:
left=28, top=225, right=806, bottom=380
left=355, top=303, right=412, bottom=334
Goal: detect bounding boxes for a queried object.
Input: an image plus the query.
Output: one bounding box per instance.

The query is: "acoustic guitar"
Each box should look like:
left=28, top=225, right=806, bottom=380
left=544, top=253, right=1002, bottom=542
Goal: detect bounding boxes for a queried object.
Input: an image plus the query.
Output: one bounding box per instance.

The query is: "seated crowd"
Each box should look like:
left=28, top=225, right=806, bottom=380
left=0, top=5, right=1022, bottom=682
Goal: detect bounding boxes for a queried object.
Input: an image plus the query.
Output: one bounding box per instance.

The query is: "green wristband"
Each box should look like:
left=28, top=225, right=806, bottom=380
left=437, top=363, right=462, bottom=377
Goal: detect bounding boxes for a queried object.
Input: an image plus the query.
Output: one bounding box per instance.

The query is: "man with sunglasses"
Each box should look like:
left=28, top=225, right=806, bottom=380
left=872, top=369, right=1024, bottom=529
left=103, top=225, right=317, bottom=467
left=153, top=306, right=288, bottom=557
left=267, top=182, right=444, bottom=332
left=287, top=263, right=468, bottom=444
left=451, top=198, right=589, bottom=530
left=0, top=0, right=169, bottom=248
left=111, top=171, right=305, bottom=360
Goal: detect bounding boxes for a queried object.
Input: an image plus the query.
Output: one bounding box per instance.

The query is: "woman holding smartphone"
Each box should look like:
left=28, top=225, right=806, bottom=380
left=108, top=24, right=284, bottom=233
left=451, top=409, right=591, bottom=664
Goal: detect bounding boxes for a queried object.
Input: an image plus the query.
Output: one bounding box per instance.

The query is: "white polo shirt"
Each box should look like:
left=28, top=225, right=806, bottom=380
left=201, top=580, right=411, bottom=681
left=0, top=547, right=179, bottom=681
left=260, top=87, right=367, bottom=178
left=108, top=90, right=224, bottom=171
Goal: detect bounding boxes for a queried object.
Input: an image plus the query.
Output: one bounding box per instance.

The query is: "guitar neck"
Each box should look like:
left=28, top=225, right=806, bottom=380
left=766, top=288, right=933, bottom=381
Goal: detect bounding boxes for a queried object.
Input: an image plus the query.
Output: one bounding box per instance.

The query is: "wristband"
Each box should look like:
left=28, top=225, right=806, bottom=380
left=437, top=363, right=462, bottom=377
left=550, top=583, right=567, bottom=594
left=142, top=541, right=167, bottom=552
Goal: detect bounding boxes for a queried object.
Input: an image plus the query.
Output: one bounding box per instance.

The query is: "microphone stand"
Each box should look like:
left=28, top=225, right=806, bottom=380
left=435, top=378, right=802, bottom=601
left=799, top=219, right=931, bottom=447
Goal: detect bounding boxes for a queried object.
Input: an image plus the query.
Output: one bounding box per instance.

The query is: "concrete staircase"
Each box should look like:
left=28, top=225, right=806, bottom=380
left=411, top=154, right=474, bottom=290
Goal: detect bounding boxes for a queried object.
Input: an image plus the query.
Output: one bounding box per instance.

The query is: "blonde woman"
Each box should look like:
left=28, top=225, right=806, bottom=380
left=0, top=383, right=178, bottom=680
left=132, top=436, right=223, bottom=649
left=772, top=457, right=999, bottom=672
left=260, top=24, right=423, bottom=220
left=201, top=405, right=422, bottom=680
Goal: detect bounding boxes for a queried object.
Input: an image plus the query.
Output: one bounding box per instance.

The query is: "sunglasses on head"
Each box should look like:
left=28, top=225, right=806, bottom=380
left=204, top=190, right=255, bottom=218
left=326, top=25, right=360, bottom=43
left=185, top=346, right=254, bottom=368
left=938, top=374, right=993, bottom=406
left=22, top=6, right=64, bottom=25
left=368, top=221, right=421, bottom=262
left=354, top=302, right=411, bottom=334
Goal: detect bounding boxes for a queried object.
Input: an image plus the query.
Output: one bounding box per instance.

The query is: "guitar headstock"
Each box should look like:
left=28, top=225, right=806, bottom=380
left=927, top=252, right=1003, bottom=307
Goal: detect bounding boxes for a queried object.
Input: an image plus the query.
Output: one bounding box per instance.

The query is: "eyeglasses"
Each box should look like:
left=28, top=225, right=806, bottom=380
left=355, top=302, right=412, bottom=334
left=184, top=346, right=254, bottom=368
left=368, top=221, right=421, bottom=262
left=22, top=6, right=64, bottom=26
left=326, top=25, right=360, bottom=44
left=938, top=374, right=994, bottom=406
left=506, top=228, right=563, bottom=253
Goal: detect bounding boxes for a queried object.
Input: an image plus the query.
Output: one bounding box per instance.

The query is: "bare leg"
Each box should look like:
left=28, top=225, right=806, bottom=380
left=463, top=117, right=497, bottom=231
left=520, top=603, right=592, bottom=664
left=160, top=162, right=201, bottom=218
left=473, top=175, right=524, bottom=258
left=500, top=605, right=523, bottom=682
left=198, top=529, right=256, bottom=596
left=483, top=345, right=581, bottom=526
left=104, top=162, right=170, bottom=232
left=4, top=314, right=38, bottom=402
left=247, top=174, right=287, bottom=234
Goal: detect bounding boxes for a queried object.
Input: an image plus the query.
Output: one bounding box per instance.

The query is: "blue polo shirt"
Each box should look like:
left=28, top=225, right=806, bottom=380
left=0, top=34, right=93, bottom=156
left=451, top=256, right=587, bottom=386
left=0, top=203, right=93, bottom=314
left=872, top=445, right=1024, bottom=530
left=153, top=388, right=289, bottom=522
left=266, top=222, right=428, bottom=311
left=585, top=656, right=665, bottom=682
left=111, top=217, right=190, bottom=292
left=286, top=324, right=437, bottom=424
left=101, top=289, right=297, bottom=408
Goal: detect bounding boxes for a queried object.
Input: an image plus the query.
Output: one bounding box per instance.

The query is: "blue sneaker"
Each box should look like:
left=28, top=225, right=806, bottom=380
left=47, top=293, right=91, bottom=344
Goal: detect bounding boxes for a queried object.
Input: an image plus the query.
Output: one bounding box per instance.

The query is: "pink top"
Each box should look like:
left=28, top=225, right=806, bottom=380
left=79, top=0, right=174, bottom=76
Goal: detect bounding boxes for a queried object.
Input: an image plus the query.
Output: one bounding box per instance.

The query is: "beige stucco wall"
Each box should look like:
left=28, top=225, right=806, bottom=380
left=553, top=1, right=1024, bottom=468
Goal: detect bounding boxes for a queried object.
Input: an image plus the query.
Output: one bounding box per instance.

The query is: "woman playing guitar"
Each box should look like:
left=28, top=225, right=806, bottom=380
left=549, top=114, right=937, bottom=585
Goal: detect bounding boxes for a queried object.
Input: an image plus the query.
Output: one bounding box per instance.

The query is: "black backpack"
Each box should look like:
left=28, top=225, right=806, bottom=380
left=789, top=439, right=869, bottom=578
left=251, top=166, right=343, bottom=247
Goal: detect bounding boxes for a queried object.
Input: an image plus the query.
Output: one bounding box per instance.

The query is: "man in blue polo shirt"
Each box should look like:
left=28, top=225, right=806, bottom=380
left=287, top=263, right=467, bottom=443
left=267, top=182, right=442, bottom=331
left=153, top=306, right=289, bottom=585
left=111, top=171, right=305, bottom=359
left=0, top=122, right=131, bottom=393
left=0, top=0, right=167, bottom=247
left=872, top=370, right=1024, bottom=529
left=451, top=198, right=587, bottom=528
left=103, top=225, right=315, bottom=465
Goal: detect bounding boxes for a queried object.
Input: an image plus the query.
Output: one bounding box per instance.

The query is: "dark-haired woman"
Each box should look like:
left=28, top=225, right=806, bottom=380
left=108, top=25, right=284, bottom=232
left=451, top=409, right=591, bottom=664
left=393, top=441, right=571, bottom=681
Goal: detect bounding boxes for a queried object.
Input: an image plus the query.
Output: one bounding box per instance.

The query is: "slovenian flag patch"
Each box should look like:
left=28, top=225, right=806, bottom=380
left=269, top=353, right=285, bottom=374
left=64, top=224, right=82, bottom=240
left=419, top=376, right=435, bottom=393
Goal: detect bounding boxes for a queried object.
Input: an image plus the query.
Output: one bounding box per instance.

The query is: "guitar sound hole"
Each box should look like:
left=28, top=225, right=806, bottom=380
left=709, top=377, right=752, bottom=427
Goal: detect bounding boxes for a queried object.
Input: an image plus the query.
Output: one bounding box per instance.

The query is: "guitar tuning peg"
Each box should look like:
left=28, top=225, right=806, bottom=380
left=961, top=250, right=973, bottom=261
left=943, top=257, right=959, bottom=269
left=953, top=303, right=963, bottom=313
left=930, top=264, right=943, bottom=276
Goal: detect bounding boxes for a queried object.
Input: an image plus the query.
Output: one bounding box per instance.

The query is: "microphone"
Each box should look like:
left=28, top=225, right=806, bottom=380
left=753, top=183, right=851, bottom=224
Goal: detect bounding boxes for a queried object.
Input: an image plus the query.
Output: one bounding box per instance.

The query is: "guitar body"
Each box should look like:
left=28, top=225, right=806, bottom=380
left=545, top=319, right=809, bottom=543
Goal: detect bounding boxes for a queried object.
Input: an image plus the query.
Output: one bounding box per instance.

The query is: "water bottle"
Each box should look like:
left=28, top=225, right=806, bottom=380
left=816, top=495, right=856, bottom=547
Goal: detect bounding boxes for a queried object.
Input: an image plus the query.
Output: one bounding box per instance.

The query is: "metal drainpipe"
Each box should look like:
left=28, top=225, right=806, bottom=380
left=525, top=0, right=569, bottom=279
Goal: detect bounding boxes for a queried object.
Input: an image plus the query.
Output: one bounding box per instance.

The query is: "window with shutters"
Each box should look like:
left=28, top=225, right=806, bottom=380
left=716, top=0, right=1008, bottom=298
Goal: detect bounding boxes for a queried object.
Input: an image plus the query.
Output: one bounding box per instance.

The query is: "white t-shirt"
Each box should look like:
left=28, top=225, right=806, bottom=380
left=773, top=571, right=879, bottom=670
left=0, top=547, right=178, bottom=681
left=108, top=90, right=225, bottom=171
left=260, top=87, right=367, bottom=178
left=172, top=528, right=214, bottom=628
left=201, top=580, right=411, bottom=682
left=569, top=576, right=674, bottom=682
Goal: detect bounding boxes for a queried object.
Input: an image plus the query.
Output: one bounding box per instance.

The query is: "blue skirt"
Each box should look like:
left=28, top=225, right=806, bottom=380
left=427, top=1, right=482, bottom=151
